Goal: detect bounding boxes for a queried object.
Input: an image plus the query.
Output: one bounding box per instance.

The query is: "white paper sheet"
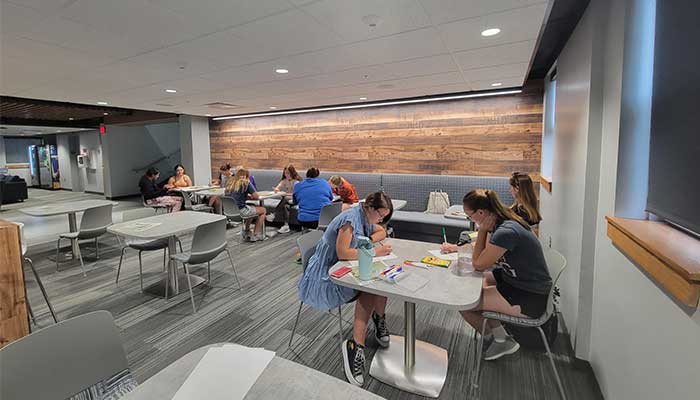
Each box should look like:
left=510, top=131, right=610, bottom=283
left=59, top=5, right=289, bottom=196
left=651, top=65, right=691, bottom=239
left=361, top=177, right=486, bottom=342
left=129, top=222, right=162, bottom=232
left=172, top=344, right=275, bottom=400
left=428, top=250, right=458, bottom=261
left=396, top=273, right=430, bottom=292
left=348, top=253, right=398, bottom=266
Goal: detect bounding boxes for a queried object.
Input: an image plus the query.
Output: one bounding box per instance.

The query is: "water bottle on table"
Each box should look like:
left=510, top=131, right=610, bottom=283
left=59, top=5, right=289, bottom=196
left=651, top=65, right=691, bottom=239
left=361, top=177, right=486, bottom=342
left=357, top=236, right=374, bottom=281
left=453, top=244, right=473, bottom=276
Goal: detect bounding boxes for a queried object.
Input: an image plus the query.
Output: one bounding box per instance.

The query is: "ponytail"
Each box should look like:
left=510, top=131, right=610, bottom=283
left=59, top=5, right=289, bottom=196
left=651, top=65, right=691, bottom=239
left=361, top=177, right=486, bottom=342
left=509, top=172, right=542, bottom=224
left=227, top=168, right=250, bottom=193
left=463, top=189, right=530, bottom=230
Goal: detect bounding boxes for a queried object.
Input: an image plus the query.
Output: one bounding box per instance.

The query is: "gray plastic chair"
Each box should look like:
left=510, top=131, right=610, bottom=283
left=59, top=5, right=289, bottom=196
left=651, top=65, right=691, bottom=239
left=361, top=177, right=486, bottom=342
left=288, top=230, right=346, bottom=348
left=472, top=248, right=568, bottom=400
left=181, top=191, right=213, bottom=213
left=170, top=219, right=241, bottom=313
left=56, top=204, right=113, bottom=276
left=115, top=208, right=182, bottom=292
left=17, top=222, right=58, bottom=324
left=221, top=196, right=256, bottom=242
left=318, top=201, right=342, bottom=230
left=0, top=311, right=131, bottom=400
left=142, top=194, right=170, bottom=213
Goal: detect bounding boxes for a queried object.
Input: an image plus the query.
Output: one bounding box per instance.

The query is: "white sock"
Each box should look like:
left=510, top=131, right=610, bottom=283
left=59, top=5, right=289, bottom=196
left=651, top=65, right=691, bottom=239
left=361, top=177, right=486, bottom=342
left=491, top=325, right=507, bottom=342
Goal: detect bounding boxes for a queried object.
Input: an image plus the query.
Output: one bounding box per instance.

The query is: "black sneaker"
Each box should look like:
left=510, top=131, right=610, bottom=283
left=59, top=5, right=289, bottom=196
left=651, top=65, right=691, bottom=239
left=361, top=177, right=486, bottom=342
left=372, top=312, right=390, bottom=348
left=341, top=340, right=365, bottom=387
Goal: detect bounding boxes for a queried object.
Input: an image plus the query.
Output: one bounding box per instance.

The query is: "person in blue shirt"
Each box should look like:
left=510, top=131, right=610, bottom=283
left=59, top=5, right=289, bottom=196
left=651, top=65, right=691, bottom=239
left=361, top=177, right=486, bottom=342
left=297, top=191, right=394, bottom=387
left=293, top=167, right=334, bottom=229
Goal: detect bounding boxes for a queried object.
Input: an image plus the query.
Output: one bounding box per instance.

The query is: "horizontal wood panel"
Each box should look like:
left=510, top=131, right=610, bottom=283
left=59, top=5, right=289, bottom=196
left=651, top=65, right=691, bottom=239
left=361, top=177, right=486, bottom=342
left=210, top=82, right=543, bottom=176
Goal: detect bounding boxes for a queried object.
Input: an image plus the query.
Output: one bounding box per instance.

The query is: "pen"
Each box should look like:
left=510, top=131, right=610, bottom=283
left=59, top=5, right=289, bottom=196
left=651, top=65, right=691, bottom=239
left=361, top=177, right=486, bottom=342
left=442, top=227, right=447, bottom=243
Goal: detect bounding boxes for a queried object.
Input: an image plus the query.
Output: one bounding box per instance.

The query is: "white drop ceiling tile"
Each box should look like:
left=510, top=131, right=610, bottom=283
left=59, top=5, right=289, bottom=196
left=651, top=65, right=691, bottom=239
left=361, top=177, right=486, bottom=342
left=462, top=62, right=528, bottom=82
left=300, top=0, right=431, bottom=42
left=453, top=40, right=536, bottom=70
left=419, top=0, right=547, bottom=25
left=147, top=0, right=293, bottom=31
left=199, top=58, right=325, bottom=88
left=125, top=47, right=222, bottom=80
left=226, top=9, right=345, bottom=63
left=0, top=57, right=63, bottom=93
left=57, top=0, right=209, bottom=54
left=469, top=76, right=523, bottom=91
left=1, top=2, right=50, bottom=37
left=438, top=3, right=547, bottom=52
left=4, top=0, right=77, bottom=14
left=1, top=36, right=116, bottom=73
left=309, top=70, right=464, bottom=98
left=288, top=0, right=319, bottom=6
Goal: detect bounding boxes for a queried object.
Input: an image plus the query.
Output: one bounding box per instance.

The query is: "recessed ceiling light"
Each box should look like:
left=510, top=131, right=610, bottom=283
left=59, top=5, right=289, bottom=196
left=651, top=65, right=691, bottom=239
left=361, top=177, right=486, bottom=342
left=359, top=97, right=367, bottom=100
left=165, top=89, right=177, bottom=93
left=205, top=114, right=212, bottom=117
left=481, top=28, right=501, bottom=37
left=97, top=101, right=108, bottom=105
left=269, top=106, right=277, bottom=110
left=69, top=117, right=74, bottom=120
left=491, top=82, right=503, bottom=87
left=275, top=68, right=289, bottom=74
left=103, top=112, right=109, bottom=115
left=57, top=130, right=62, bottom=132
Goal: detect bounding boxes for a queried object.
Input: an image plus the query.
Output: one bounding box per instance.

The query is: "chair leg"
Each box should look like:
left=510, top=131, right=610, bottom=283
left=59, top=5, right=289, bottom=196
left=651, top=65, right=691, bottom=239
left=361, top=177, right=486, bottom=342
left=472, top=318, right=488, bottom=391
left=337, top=305, right=344, bottom=341
left=26, top=297, right=36, bottom=324
left=288, top=301, right=304, bottom=348
left=207, top=261, right=211, bottom=283
left=55, top=237, right=62, bottom=272
left=76, top=240, right=86, bottom=277
left=224, top=249, right=241, bottom=290
left=26, top=257, right=58, bottom=323
left=94, top=237, right=99, bottom=259
left=538, top=326, right=567, bottom=400
left=178, top=238, right=183, bottom=253
left=183, top=263, right=197, bottom=314
left=116, top=247, right=127, bottom=284
left=138, top=251, right=144, bottom=292
left=162, top=248, right=167, bottom=272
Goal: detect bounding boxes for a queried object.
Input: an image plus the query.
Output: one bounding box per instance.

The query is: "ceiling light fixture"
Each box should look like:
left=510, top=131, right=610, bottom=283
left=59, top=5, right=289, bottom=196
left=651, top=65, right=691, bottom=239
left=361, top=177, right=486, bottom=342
left=214, top=89, right=522, bottom=121
left=165, top=89, right=177, bottom=93
left=69, top=117, right=74, bottom=120
left=97, top=101, right=108, bottom=105
left=491, top=82, right=503, bottom=87
left=359, top=97, right=367, bottom=100
left=481, top=28, right=501, bottom=37
left=103, top=112, right=109, bottom=115
left=205, top=114, right=212, bottom=117
left=275, top=68, right=289, bottom=74
left=269, top=106, right=277, bottom=110
left=57, top=130, right=62, bottom=132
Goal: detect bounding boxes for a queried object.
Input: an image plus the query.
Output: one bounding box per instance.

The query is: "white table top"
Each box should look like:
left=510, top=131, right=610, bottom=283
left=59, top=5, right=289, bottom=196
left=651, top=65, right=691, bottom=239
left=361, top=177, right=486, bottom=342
left=124, top=344, right=383, bottom=400
left=172, top=185, right=218, bottom=193
left=330, top=238, right=482, bottom=310
left=256, top=191, right=284, bottom=200
left=444, top=204, right=467, bottom=220
left=352, top=199, right=407, bottom=211
left=107, top=211, right=225, bottom=240
left=20, top=199, right=117, bottom=217
left=197, top=187, right=224, bottom=197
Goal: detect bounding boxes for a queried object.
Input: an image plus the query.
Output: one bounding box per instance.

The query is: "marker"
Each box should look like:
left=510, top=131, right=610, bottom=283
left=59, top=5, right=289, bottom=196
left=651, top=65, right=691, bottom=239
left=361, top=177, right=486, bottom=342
left=404, top=260, right=429, bottom=269
left=442, top=227, right=447, bottom=243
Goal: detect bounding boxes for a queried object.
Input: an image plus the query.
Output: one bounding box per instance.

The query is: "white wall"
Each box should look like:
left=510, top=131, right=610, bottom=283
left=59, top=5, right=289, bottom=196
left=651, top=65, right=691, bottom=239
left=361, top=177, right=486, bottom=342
left=102, top=122, right=179, bottom=198
left=77, top=131, right=104, bottom=193
left=179, top=115, right=211, bottom=185
left=543, top=0, right=700, bottom=398
left=0, top=137, right=6, bottom=167
left=56, top=134, right=72, bottom=189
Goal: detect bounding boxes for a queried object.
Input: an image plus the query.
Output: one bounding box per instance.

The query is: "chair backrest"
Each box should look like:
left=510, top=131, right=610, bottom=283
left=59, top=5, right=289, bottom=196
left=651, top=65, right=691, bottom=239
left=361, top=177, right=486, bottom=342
left=318, top=202, right=343, bottom=228
left=542, top=247, right=567, bottom=320
left=180, top=191, right=194, bottom=209
left=221, top=196, right=242, bottom=221
left=79, top=204, right=113, bottom=234
left=121, top=207, right=156, bottom=222
left=0, top=311, right=129, bottom=400
left=189, top=219, right=228, bottom=264
left=296, top=230, right=324, bottom=271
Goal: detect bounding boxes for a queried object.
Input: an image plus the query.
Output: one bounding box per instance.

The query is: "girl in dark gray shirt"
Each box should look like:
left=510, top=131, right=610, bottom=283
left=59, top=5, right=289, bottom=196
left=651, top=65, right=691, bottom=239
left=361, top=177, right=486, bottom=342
left=440, top=189, right=552, bottom=361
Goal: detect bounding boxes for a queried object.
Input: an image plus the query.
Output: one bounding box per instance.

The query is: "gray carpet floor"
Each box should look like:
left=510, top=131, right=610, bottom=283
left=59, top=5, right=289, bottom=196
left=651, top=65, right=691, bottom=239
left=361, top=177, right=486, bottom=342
left=14, top=192, right=603, bottom=400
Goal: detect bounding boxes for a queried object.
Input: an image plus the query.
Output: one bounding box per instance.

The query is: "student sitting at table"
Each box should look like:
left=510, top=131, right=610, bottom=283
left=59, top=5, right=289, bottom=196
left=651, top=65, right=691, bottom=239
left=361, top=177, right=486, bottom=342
left=293, top=167, right=334, bottom=230
left=329, top=175, right=359, bottom=210
left=440, top=189, right=552, bottom=361
left=235, top=165, right=257, bottom=191
left=211, top=163, right=233, bottom=188
left=298, top=191, right=394, bottom=387
left=267, top=164, right=303, bottom=234
left=167, top=164, right=193, bottom=188
left=225, top=168, right=266, bottom=242
left=139, top=167, right=182, bottom=212
left=509, top=172, right=542, bottom=227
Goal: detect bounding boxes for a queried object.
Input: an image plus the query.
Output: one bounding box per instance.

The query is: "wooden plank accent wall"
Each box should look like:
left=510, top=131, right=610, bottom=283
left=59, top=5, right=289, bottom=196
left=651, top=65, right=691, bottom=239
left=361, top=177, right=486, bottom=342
left=210, top=81, right=543, bottom=177
left=0, top=220, right=29, bottom=349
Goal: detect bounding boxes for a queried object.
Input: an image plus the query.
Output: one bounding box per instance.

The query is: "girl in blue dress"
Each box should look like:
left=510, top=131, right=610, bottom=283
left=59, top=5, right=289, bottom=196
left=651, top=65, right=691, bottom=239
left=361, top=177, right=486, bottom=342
left=298, top=191, right=393, bottom=387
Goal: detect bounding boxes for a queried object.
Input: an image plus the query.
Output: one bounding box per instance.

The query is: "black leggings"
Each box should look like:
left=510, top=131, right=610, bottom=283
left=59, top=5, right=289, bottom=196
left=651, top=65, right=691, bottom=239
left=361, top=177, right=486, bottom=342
left=299, top=220, right=319, bottom=230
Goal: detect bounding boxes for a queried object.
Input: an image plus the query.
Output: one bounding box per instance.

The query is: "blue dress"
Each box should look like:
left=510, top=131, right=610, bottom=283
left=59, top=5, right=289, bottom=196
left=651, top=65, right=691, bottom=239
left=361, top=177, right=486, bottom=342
left=298, top=206, right=376, bottom=310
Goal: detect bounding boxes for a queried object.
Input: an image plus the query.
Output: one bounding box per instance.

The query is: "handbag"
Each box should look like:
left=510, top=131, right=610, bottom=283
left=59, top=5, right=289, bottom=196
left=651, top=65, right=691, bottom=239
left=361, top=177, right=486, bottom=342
left=425, top=190, right=450, bottom=214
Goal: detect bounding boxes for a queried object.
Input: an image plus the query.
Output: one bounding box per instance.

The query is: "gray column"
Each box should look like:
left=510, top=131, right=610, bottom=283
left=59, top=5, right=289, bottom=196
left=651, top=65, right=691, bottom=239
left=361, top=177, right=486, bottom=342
left=179, top=115, right=211, bottom=185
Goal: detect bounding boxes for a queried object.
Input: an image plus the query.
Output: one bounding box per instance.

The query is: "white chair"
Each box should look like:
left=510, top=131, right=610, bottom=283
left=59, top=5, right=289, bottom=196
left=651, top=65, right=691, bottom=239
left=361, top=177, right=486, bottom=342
left=0, top=311, right=135, bottom=400
left=181, top=191, right=213, bottom=213
left=288, top=230, right=346, bottom=348
left=16, top=222, right=58, bottom=324
left=221, top=196, right=256, bottom=242
left=115, top=208, right=182, bottom=292
left=170, top=219, right=241, bottom=313
left=472, top=248, right=568, bottom=400
left=318, top=201, right=342, bottom=230
left=55, top=204, right=113, bottom=276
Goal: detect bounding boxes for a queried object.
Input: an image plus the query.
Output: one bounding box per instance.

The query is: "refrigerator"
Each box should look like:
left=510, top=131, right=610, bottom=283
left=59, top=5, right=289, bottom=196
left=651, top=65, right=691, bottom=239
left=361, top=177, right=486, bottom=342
left=28, top=144, right=61, bottom=190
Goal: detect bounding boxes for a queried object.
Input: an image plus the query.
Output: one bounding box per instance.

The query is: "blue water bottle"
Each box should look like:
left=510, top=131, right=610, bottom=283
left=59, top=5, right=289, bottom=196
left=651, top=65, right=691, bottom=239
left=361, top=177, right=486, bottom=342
left=357, top=236, right=374, bottom=281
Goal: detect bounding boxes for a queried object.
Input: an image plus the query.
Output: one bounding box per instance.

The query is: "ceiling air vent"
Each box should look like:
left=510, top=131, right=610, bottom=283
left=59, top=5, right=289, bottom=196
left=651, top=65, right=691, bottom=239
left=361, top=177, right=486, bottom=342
left=204, top=102, right=238, bottom=110
left=155, top=103, right=174, bottom=107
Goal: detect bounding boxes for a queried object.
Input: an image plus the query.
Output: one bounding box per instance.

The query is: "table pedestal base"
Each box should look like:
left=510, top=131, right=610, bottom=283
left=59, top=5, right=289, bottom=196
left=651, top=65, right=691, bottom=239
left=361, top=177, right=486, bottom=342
left=143, top=275, right=206, bottom=298
left=369, top=335, right=448, bottom=398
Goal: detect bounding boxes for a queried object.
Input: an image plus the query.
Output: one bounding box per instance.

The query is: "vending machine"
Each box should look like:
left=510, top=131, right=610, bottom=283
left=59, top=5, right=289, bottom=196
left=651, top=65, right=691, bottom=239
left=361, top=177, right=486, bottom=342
left=28, top=144, right=61, bottom=190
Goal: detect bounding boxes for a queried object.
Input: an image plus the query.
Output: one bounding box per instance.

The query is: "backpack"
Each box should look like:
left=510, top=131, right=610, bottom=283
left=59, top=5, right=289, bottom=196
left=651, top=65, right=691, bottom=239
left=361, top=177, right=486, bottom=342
left=425, top=190, right=450, bottom=214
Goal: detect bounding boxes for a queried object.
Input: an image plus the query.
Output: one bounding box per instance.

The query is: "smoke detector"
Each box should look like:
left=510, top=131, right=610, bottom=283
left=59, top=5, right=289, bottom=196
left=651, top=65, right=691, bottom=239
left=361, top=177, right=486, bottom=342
left=362, top=14, right=381, bottom=28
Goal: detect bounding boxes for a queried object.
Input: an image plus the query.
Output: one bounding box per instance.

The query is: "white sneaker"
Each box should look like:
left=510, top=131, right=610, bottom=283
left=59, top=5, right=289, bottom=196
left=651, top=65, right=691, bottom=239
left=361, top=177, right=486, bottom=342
left=278, top=224, right=291, bottom=234
left=265, top=213, right=275, bottom=222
